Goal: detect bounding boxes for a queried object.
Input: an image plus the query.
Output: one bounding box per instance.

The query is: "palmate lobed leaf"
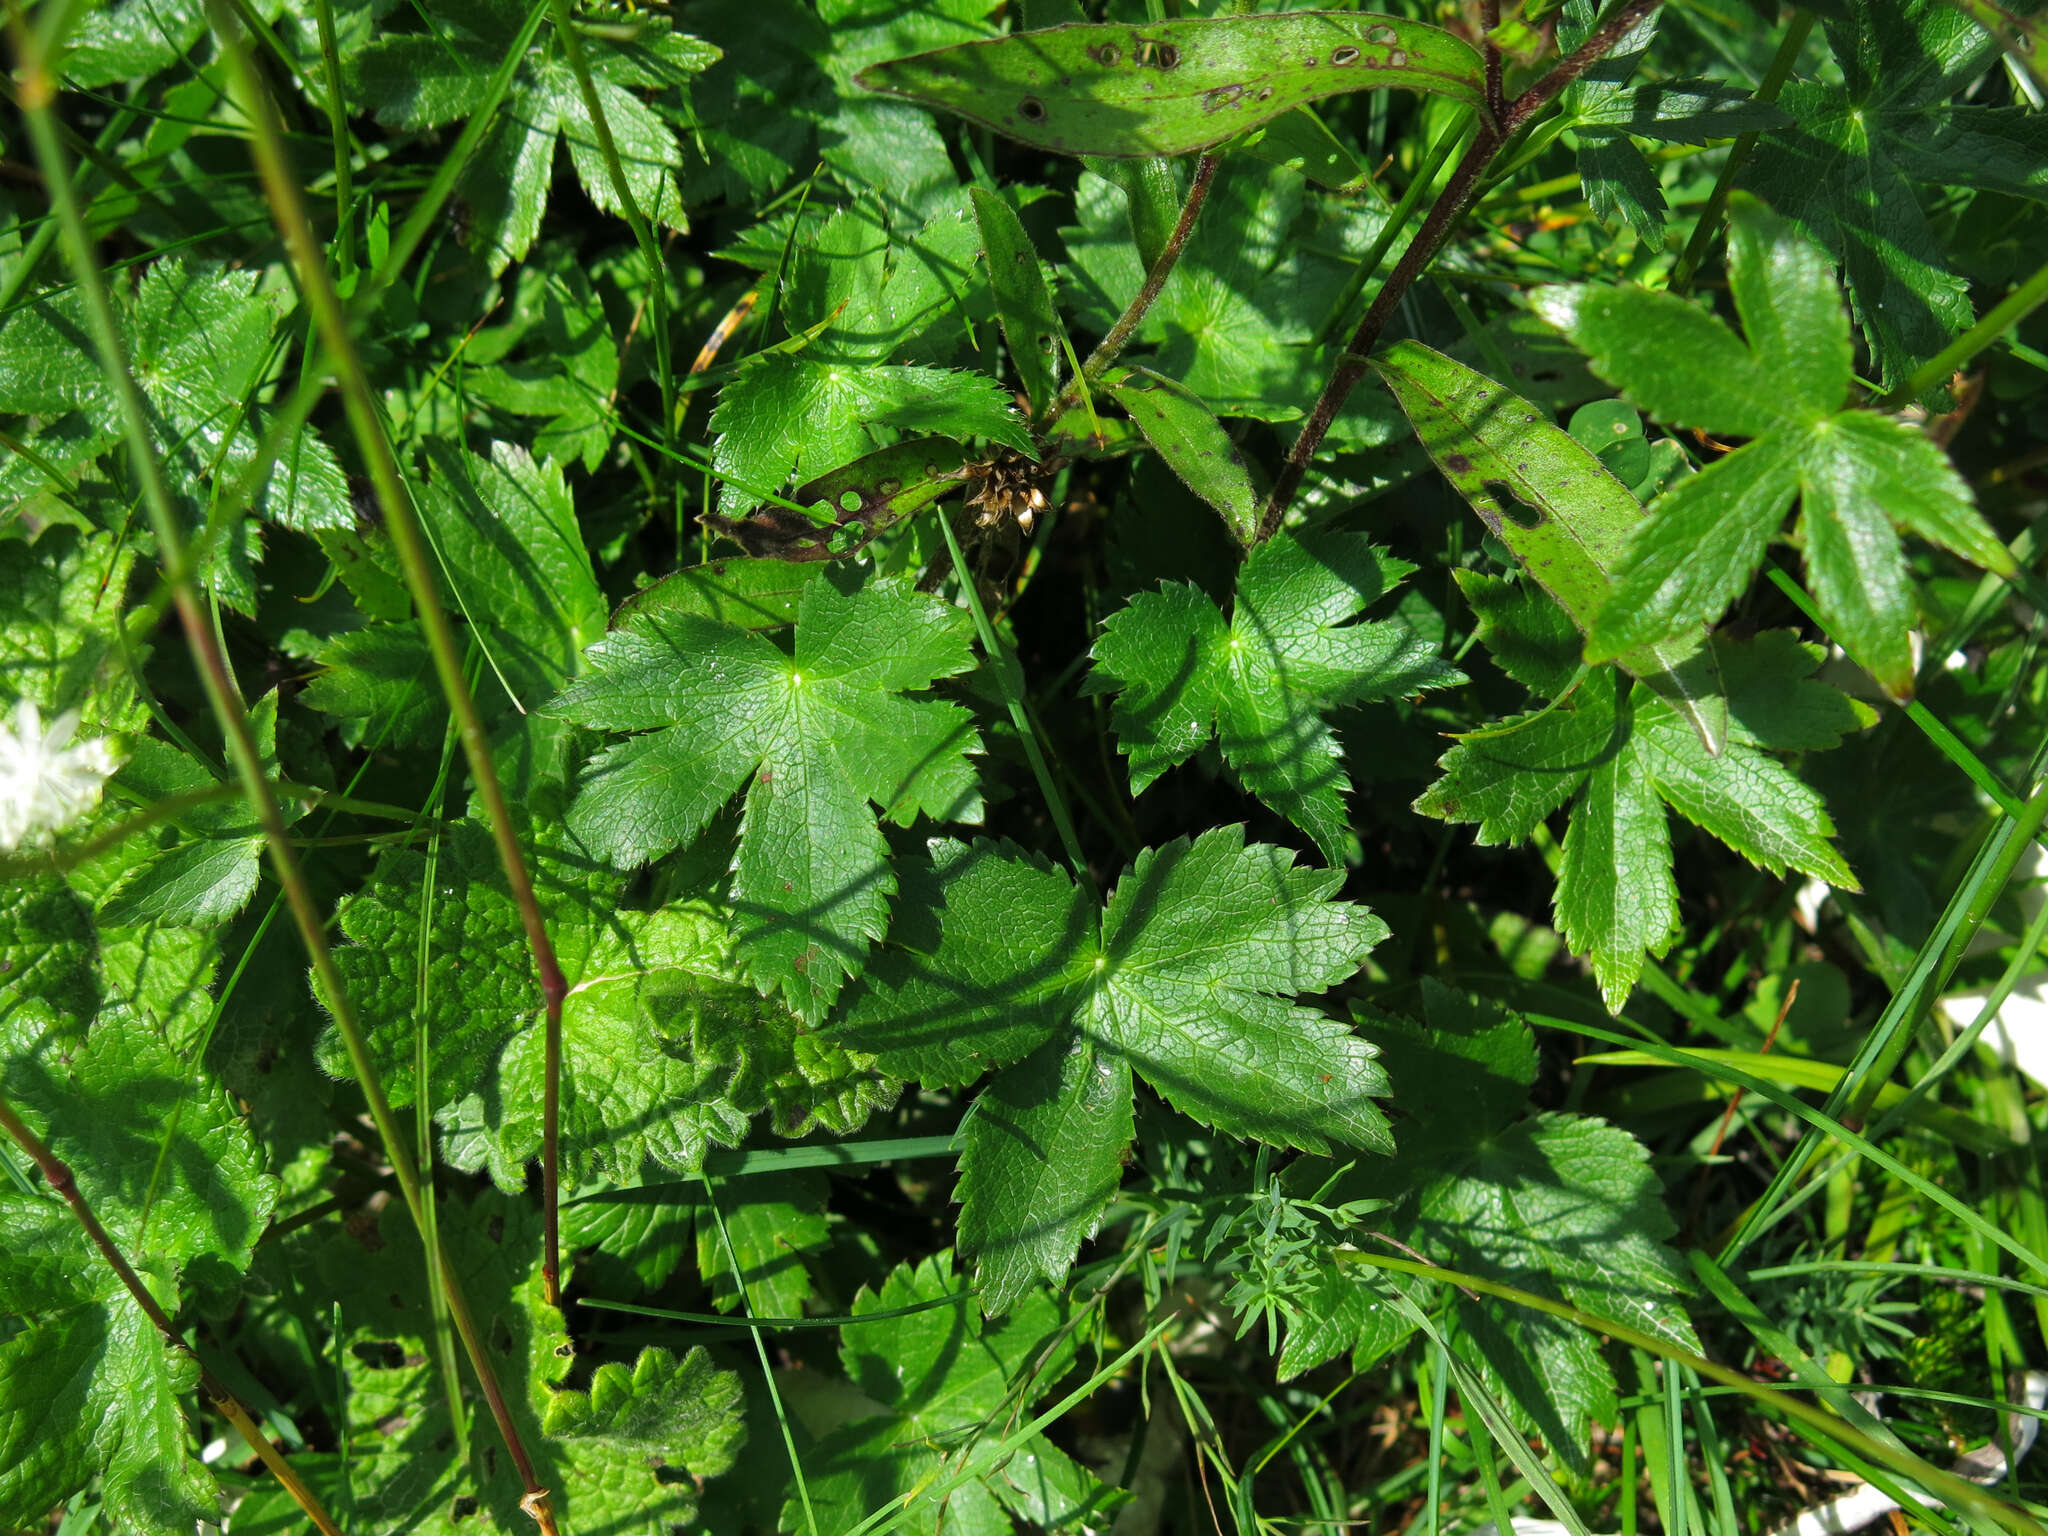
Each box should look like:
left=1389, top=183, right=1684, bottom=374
left=831, top=825, right=1392, bottom=1311
left=1090, top=528, right=1462, bottom=862
left=1418, top=645, right=1861, bottom=1010
left=555, top=562, right=984, bottom=1020
left=1741, top=0, right=2046, bottom=389
left=1532, top=195, right=2012, bottom=698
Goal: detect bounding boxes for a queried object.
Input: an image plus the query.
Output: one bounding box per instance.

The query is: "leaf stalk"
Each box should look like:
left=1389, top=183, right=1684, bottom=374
left=1040, top=153, right=1220, bottom=433
left=1258, top=0, right=1666, bottom=537
left=0, top=1097, right=349, bottom=1536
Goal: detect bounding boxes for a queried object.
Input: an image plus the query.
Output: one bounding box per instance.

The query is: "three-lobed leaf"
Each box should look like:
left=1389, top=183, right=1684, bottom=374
left=1090, top=529, right=1461, bottom=862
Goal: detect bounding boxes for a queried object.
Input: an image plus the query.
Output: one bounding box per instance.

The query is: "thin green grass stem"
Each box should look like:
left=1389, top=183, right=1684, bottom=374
left=1543, top=1015, right=2048, bottom=1280
left=697, top=1174, right=818, bottom=1536
left=544, top=0, right=675, bottom=450
left=936, top=511, right=1095, bottom=895
left=202, top=11, right=566, bottom=1526
left=1668, top=9, right=1814, bottom=296
left=1882, top=249, right=2048, bottom=411
left=311, top=0, right=354, bottom=274
left=1343, top=1250, right=2048, bottom=1536
left=209, top=0, right=575, bottom=1317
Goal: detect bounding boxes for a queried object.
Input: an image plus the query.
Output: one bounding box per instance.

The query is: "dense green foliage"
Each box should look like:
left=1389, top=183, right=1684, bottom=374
left=3, top=0, right=2048, bottom=1533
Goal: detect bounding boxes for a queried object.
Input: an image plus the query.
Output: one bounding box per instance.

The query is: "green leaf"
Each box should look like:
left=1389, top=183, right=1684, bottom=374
left=418, top=441, right=608, bottom=710
left=1742, top=0, right=2044, bottom=387
left=0, top=261, right=354, bottom=611
left=695, top=1170, right=830, bottom=1316
left=708, top=352, right=1029, bottom=518
left=273, top=1189, right=743, bottom=1536
left=1106, top=365, right=1262, bottom=544
left=0, top=993, right=279, bottom=1531
left=1062, top=162, right=1357, bottom=422
left=0, top=526, right=141, bottom=731
left=1545, top=196, right=2009, bottom=691
left=971, top=185, right=1067, bottom=414
left=1455, top=572, right=1584, bottom=702
left=791, top=1252, right=1115, bottom=1533
left=1413, top=1113, right=1697, bottom=1470
left=856, top=12, right=1485, bottom=158
left=299, top=624, right=444, bottom=750
left=705, top=439, right=973, bottom=561
left=1579, top=432, right=1803, bottom=665
left=1090, top=530, right=1460, bottom=861
left=1418, top=665, right=1859, bottom=1008
left=1372, top=341, right=1727, bottom=752
left=555, top=565, right=983, bottom=1019
left=834, top=827, right=1391, bottom=1304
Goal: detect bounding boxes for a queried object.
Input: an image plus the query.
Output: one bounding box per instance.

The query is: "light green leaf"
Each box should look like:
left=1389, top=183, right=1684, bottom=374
left=1582, top=431, right=1803, bottom=663
left=856, top=12, right=1485, bottom=158
left=1555, top=746, right=1679, bottom=1011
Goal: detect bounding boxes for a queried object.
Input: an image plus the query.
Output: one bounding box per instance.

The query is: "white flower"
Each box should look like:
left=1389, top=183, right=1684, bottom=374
left=0, top=699, right=123, bottom=852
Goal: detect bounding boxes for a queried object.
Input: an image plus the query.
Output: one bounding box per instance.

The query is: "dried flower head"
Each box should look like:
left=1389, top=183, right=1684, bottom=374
left=963, top=450, right=1052, bottom=534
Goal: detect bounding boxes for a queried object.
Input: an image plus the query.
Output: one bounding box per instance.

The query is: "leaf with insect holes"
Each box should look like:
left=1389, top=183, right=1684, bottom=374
left=856, top=12, right=1484, bottom=158
left=1416, top=643, right=1860, bottom=1011
left=832, top=826, right=1392, bottom=1311
left=554, top=563, right=984, bottom=1021
left=1089, top=530, right=1462, bottom=863
left=1532, top=194, right=2011, bottom=698
left=708, top=352, right=1030, bottom=518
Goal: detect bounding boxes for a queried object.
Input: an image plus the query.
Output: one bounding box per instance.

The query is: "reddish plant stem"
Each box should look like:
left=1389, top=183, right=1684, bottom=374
left=1257, top=0, right=1666, bottom=538
left=1480, top=0, right=1507, bottom=124
left=1040, top=153, right=1221, bottom=431
left=0, top=1098, right=349, bottom=1536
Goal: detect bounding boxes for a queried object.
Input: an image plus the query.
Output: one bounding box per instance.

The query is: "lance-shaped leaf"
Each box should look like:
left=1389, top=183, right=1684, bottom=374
left=1089, top=529, right=1463, bottom=862
left=1531, top=194, right=2013, bottom=698
left=831, top=827, right=1392, bottom=1311
left=1106, top=366, right=1262, bottom=544
left=554, top=564, right=983, bottom=1020
left=971, top=187, right=1069, bottom=415
left=857, top=12, right=1485, bottom=159
left=1372, top=340, right=1728, bottom=753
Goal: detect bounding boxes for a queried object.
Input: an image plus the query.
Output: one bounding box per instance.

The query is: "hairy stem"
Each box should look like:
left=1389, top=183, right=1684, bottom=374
left=1259, top=0, right=1666, bottom=537
left=183, top=11, right=563, bottom=1527
left=1040, top=153, right=1220, bottom=432
left=0, top=1099, right=348, bottom=1536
